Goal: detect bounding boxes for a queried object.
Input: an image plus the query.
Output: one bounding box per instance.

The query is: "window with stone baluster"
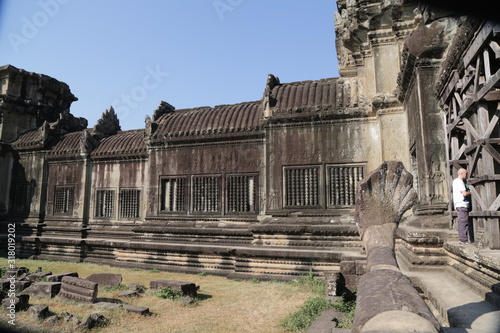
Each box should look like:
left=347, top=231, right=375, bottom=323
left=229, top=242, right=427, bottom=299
left=54, top=186, right=73, bottom=215
left=160, top=177, right=187, bottom=212
left=119, top=189, right=140, bottom=219
left=283, top=166, right=322, bottom=208
left=327, top=164, right=365, bottom=207
left=226, top=174, right=257, bottom=214
left=95, top=189, right=115, bottom=218
left=191, top=175, right=221, bottom=213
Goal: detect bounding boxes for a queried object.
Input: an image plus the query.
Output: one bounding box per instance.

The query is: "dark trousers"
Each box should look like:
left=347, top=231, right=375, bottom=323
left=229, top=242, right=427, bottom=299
left=456, top=207, right=472, bottom=242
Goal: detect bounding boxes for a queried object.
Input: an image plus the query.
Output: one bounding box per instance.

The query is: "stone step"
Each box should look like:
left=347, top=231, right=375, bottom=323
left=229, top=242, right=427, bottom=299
left=399, top=267, right=500, bottom=332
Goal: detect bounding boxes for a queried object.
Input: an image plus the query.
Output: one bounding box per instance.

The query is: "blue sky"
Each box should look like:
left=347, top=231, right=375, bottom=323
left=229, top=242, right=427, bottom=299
left=0, top=0, right=339, bottom=130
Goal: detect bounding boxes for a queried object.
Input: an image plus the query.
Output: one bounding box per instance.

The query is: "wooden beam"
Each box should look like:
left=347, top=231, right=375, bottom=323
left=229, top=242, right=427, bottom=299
left=484, top=103, right=500, bottom=138
left=462, top=118, right=482, bottom=141
left=447, top=68, right=500, bottom=131
left=484, top=49, right=491, bottom=81
left=453, top=143, right=467, bottom=160
left=483, top=143, right=500, bottom=164
left=463, top=22, right=495, bottom=68
left=489, top=194, right=500, bottom=211
left=469, top=146, right=481, bottom=176
left=470, top=186, right=488, bottom=210
left=468, top=174, right=500, bottom=184
left=482, top=90, right=500, bottom=101
left=490, top=40, right=500, bottom=59
left=470, top=211, right=500, bottom=217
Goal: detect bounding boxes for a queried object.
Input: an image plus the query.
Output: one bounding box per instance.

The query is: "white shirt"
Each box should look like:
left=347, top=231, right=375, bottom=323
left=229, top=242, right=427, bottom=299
left=452, top=178, right=469, bottom=209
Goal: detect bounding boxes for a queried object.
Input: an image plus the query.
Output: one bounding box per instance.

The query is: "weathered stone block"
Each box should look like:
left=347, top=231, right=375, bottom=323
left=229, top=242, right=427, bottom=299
left=343, top=275, right=360, bottom=290
left=58, top=290, right=95, bottom=303
left=62, top=276, right=98, bottom=290
left=61, top=311, right=81, bottom=324
left=123, top=304, right=150, bottom=316
left=128, top=283, right=146, bottom=293
left=14, top=280, right=32, bottom=292
left=2, top=294, right=30, bottom=312
left=5, top=267, right=29, bottom=278
left=93, top=302, right=123, bottom=309
left=77, top=313, right=109, bottom=329
left=59, top=276, right=98, bottom=303
left=28, top=305, right=49, bottom=320
left=150, top=279, right=198, bottom=297
left=87, top=273, right=122, bottom=287
left=61, top=283, right=98, bottom=298
left=27, top=271, right=52, bottom=281
left=45, top=315, right=60, bottom=324
left=324, top=271, right=344, bottom=297
left=0, top=279, right=11, bottom=292
left=355, top=260, right=367, bottom=275
left=21, top=282, right=61, bottom=298
left=47, top=272, right=78, bottom=282
left=340, top=261, right=356, bottom=275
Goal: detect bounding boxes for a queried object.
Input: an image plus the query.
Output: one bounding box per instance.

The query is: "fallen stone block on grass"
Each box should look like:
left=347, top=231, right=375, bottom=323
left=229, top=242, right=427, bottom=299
left=58, top=276, right=98, bottom=303
left=45, top=315, right=60, bottom=324
left=47, top=272, right=78, bottom=282
left=0, top=279, right=31, bottom=293
left=128, top=283, right=147, bottom=293
left=93, top=302, right=123, bottom=309
left=123, top=304, right=150, bottom=316
left=13, top=280, right=32, bottom=292
left=61, top=311, right=81, bottom=325
left=150, top=279, right=199, bottom=297
left=21, top=282, right=61, bottom=298
left=2, top=294, right=30, bottom=312
left=28, top=304, right=49, bottom=320
left=77, top=312, right=110, bottom=330
left=87, top=273, right=122, bottom=287
left=27, top=271, right=52, bottom=282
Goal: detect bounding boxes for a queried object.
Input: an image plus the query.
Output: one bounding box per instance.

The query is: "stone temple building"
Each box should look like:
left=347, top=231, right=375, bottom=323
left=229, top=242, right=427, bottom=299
left=1, top=0, right=499, bottom=326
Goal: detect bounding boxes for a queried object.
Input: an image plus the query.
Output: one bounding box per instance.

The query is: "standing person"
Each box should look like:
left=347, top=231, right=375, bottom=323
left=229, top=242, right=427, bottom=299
left=452, top=168, right=473, bottom=245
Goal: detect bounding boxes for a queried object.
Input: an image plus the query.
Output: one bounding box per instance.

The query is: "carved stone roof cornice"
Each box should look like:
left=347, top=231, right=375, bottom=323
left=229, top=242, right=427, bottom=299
left=91, top=129, right=147, bottom=160
left=148, top=101, right=262, bottom=145
left=264, top=76, right=371, bottom=123
left=10, top=111, right=87, bottom=150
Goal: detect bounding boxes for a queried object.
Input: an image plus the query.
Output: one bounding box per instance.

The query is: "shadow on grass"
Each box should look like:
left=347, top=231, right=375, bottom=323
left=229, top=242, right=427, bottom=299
left=94, top=297, right=125, bottom=304
left=196, top=293, right=212, bottom=301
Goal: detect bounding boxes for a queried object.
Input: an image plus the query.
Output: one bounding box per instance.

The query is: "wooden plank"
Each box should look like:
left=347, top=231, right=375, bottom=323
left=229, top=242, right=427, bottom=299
left=453, top=143, right=467, bottom=160
left=490, top=40, right=500, bottom=59
left=484, top=49, right=491, bottom=81
left=470, top=186, right=488, bottom=210
left=454, top=92, right=463, bottom=108
left=440, top=70, right=460, bottom=104
left=474, top=56, right=481, bottom=94
left=469, top=174, right=500, bottom=184
left=490, top=219, right=500, bottom=249
left=484, top=103, right=500, bottom=138
left=483, top=143, right=500, bottom=164
left=463, top=21, right=495, bottom=68
left=462, top=118, right=482, bottom=140
left=489, top=194, right=500, bottom=211
left=482, top=90, right=500, bottom=101
left=469, top=146, right=481, bottom=176
left=470, top=211, right=500, bottom=217
left=448, top=68, right=500, bottom=132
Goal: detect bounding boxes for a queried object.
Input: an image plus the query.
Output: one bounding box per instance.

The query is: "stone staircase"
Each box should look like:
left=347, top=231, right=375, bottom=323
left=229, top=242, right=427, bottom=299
left=398, top=242, right=500, bottom=333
